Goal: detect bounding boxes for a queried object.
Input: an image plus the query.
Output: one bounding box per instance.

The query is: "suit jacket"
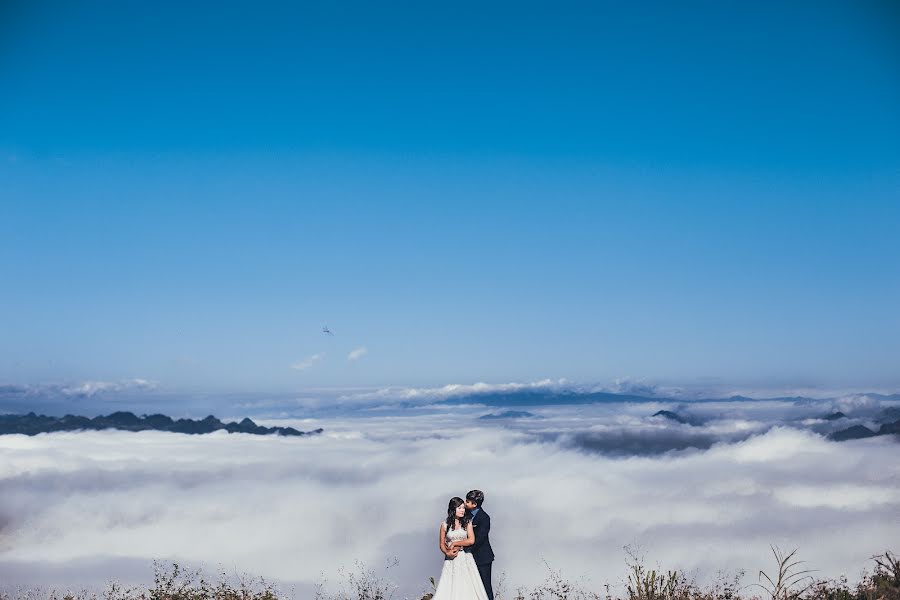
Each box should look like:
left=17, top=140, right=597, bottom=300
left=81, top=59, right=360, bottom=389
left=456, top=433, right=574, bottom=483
left=465, top=508, right=495, bottom=565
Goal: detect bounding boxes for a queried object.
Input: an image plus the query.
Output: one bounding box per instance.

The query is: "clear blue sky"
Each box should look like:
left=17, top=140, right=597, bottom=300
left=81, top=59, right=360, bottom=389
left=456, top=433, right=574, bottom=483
left=1, top=1, right=898, bottom=394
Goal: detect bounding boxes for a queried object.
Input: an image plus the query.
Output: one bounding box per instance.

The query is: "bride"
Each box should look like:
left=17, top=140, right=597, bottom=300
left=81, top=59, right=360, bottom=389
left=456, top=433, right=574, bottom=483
left=432, top=497, right=489, bottom=600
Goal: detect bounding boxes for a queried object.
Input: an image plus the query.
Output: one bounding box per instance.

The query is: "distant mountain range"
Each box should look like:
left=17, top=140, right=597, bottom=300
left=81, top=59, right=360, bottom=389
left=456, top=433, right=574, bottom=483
left=479, top=410, right=538, bottom=420
left=440, top=389, right=900, bottom=408
left=444, top=389, right=660, bottom=407
left=0, top=411, right=324, bottom=437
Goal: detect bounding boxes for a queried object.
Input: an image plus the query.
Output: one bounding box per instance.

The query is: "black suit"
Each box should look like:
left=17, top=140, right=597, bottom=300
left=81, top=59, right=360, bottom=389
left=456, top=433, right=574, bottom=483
left=465, top=508, right=494, bottom=600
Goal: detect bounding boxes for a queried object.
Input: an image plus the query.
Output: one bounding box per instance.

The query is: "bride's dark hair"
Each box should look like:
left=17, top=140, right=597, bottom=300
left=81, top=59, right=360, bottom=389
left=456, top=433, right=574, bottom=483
left=445, top=496, right=470, bottom=532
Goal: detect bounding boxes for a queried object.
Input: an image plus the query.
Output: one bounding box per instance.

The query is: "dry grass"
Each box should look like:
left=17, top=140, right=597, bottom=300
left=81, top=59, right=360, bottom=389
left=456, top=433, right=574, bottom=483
left=1, top=549, right=897, bottom=600
left=752, top=546, right=818, bottom=600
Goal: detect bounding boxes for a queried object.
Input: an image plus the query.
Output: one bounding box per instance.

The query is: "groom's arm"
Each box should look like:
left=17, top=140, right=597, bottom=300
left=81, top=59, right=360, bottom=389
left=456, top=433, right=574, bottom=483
left=469, top=513, right=490, bottom=552
left=449, top=523, right=475, bottom=550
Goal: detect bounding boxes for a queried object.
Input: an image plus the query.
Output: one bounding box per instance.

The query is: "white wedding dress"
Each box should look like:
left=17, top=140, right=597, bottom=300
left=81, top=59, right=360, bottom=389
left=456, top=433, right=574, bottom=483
left=432, top=523, right=489, bottom=600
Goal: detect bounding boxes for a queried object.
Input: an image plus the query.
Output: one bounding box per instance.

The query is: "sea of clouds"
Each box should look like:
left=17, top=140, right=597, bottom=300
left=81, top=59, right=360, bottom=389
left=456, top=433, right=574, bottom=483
left=1, top=384, right=899, bottom=599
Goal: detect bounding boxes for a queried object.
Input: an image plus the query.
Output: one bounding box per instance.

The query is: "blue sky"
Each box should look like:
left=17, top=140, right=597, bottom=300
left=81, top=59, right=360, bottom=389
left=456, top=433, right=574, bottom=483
left=1, top=1, right=899, bottom=394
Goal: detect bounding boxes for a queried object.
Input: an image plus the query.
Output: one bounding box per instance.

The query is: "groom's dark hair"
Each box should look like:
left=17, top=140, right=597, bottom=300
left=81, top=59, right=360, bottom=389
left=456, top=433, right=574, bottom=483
left=466, top=489, right=485, bottom=507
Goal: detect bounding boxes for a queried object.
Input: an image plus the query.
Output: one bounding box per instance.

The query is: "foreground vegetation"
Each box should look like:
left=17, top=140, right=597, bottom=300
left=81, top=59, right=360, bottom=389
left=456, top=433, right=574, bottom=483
left=1, top=548, right=897, bottom=600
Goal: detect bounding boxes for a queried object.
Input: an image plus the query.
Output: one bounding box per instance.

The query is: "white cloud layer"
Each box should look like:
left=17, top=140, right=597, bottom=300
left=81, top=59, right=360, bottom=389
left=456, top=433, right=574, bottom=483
left=347, top=347, right=368, bottom=362
left=338, top=378, right=567, bottom=404
left=59, top=379, right=157, bottom=397
left=0, top=379, right=157, bottom=400
left=0, top=405, right=898, bottom=598
left=291, top=354, right=323, bottom=371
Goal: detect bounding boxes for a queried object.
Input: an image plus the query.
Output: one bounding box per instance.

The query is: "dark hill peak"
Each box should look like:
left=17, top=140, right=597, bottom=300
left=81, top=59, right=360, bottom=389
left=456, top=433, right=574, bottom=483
left=829, top=425, right=877, bottom=441
left=106, top=411, right=139, bottom=419
left=652, top=410, right=691, bottom=425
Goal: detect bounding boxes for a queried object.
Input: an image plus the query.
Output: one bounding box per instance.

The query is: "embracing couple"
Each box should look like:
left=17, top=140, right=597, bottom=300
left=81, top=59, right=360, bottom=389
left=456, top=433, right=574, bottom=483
left=432, top=490, right=495, bottom=600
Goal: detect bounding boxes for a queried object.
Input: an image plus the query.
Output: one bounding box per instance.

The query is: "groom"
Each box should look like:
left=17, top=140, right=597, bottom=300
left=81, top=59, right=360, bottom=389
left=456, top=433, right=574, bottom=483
left=464, top=489, right=495, bottom=600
